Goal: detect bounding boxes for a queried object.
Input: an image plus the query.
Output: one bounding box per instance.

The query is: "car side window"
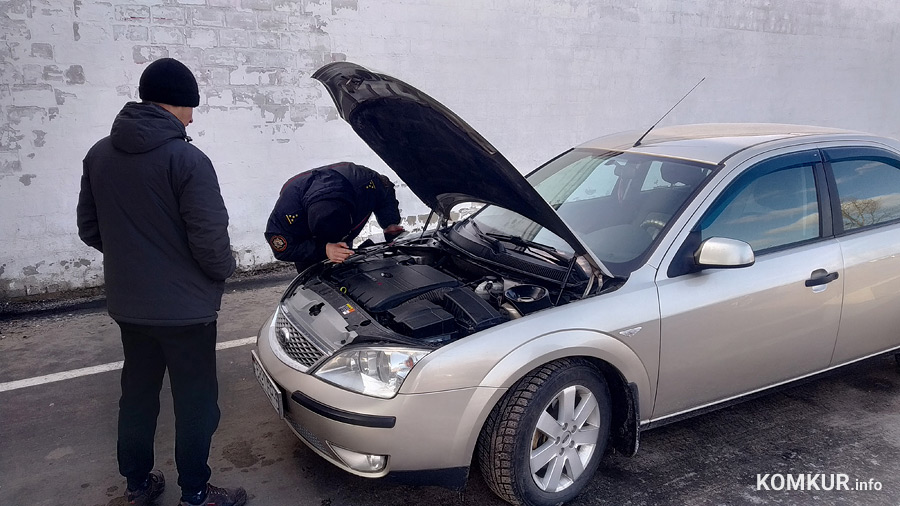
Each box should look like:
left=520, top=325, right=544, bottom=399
left=698, top=162, right=820, bottom=253
left=825, top=148, right=900, bottom=232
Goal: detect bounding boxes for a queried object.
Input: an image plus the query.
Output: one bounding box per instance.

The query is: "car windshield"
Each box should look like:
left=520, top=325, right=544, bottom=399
left=469, top=149, right=716, bottom=276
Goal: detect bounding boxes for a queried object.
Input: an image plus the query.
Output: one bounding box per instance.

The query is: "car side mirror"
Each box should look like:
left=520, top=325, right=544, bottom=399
left=694, top=237, right=755, bottom=269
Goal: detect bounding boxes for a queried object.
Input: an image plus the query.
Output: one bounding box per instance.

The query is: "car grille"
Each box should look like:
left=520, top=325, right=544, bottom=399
left=275, top=309, right=325, bottom=368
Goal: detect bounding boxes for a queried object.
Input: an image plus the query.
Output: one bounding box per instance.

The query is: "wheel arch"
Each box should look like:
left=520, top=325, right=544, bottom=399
left=465, top=330, right=649, bottom=471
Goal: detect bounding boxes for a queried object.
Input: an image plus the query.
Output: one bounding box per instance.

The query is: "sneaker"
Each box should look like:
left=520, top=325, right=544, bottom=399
left=125, top=469, right=165, bottom=505
left=177, top=484, right=247, bottom=506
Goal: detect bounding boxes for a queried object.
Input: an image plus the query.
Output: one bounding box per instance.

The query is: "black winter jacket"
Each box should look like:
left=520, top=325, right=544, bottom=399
left=264, top=162, right=401, bottom=270
left=77, top=102, right=235, bottom=325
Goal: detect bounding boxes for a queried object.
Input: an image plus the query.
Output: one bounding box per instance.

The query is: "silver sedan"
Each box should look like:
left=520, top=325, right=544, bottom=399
left=252, top=62, right=900, bottom=506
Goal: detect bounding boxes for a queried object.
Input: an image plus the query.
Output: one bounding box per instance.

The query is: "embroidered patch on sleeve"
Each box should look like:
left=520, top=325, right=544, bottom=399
left=270, top=235, right=288, bottom=252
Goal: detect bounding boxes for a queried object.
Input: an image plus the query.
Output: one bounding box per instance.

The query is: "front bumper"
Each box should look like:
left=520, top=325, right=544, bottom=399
left=253, top=313, right=502, bottom=487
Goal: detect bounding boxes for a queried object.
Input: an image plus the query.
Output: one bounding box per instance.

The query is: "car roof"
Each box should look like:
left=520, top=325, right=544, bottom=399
left=576, top=123, right=867, bottom=165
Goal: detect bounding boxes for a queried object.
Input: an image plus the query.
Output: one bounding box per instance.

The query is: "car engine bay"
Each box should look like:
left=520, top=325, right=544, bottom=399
left=290, top=227, right=604, bottom=347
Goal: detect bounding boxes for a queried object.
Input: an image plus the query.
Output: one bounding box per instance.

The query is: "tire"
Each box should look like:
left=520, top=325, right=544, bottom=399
left=477, top=358, right=612, bottom=506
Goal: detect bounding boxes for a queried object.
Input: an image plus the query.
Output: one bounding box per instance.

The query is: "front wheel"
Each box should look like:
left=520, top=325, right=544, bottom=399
left=478, top=358, right=612, bottom=506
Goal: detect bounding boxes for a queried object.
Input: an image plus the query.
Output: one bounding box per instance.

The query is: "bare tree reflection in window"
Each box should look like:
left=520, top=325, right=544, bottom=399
left=841, top=196, right=900, bottom=230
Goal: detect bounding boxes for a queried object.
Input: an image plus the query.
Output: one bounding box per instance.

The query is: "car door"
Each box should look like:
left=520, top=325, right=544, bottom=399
left=652, top=149, right=843, bottom=419
left=823, top=145, right=900, bottom=364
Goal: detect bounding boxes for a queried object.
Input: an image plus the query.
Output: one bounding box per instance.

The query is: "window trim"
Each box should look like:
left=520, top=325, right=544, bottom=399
left=813, top=160, right=834, bottom=238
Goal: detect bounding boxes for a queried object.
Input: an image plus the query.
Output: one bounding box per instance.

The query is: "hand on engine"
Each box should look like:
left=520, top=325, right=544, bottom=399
left=326, top=242, right=354, bottom=263
left=383, top=224, right=406, bottom=242
left=384, top=224, right=405, bottom=235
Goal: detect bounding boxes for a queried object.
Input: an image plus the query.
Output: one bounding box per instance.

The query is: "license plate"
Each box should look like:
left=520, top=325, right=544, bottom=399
left=251, top=350, right=284, bottom=419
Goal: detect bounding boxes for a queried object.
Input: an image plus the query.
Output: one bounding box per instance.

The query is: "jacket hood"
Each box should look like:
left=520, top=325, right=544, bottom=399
left=110, top=102, right=189, bottom=154
left=311, top=62, right=591, bottom=259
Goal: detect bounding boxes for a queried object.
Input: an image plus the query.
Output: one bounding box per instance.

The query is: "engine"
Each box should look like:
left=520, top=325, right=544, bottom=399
left=320, top=245, right=560, bottom=344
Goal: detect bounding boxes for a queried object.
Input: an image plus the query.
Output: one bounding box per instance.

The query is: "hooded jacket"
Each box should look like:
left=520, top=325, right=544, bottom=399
left=77, top=102, right=235, bottom=325
left=264, top=162, right=401, bottom=270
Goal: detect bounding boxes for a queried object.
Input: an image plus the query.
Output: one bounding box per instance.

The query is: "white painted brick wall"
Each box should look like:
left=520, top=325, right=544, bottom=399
left=1, top=0, right=899, bottom=297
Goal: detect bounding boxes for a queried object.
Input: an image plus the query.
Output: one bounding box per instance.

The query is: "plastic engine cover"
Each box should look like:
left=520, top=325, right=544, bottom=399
left=442, top=288, right=502, bottom=331
left=388, top=300, right=456, bottom=339
left=331, top=261, right=459, bottom=312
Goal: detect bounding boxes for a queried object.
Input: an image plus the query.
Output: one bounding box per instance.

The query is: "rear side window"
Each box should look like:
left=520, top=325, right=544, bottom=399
left=825, top=148, right=900, bottom=232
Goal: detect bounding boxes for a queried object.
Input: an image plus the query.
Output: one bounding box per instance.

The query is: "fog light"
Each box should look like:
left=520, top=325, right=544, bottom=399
left=329, top=444, right=387, bottom=473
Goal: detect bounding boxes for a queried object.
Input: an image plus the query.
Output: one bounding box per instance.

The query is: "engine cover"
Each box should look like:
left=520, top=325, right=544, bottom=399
left=329, top=259, right=459, bottom=313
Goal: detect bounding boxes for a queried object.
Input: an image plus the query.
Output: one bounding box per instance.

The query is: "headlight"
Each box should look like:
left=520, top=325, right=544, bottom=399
left=313, top=347, right=430, bottom=398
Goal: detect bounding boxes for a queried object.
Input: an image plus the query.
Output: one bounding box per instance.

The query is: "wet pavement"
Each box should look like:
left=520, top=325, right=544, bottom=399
left=1, top=273, right=898, bottom=506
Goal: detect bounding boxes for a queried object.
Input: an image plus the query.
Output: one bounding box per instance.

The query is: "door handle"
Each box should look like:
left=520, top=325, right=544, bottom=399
left=805, top=269, right=839, bottom=287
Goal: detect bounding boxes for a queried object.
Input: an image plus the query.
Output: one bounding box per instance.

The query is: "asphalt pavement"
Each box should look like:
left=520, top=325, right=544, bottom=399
left=1, top=273, right=898, bottom=506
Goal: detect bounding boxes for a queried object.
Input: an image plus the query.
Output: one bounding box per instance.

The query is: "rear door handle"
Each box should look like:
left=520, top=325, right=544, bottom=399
left=805, top=269, right=839, bottom=287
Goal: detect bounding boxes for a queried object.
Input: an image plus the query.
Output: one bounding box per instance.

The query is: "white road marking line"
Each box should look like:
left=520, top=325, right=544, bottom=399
left=0, top=361, right=126, bottom=393
left=0, top=336, right=257, bottom=393
left=216, top=336, right=256, bottom=350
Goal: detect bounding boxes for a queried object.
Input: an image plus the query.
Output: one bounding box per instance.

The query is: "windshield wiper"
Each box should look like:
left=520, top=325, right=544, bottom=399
left=484, top=232, right=570, bottom=264
left=465, top=221, right=505, bottom=255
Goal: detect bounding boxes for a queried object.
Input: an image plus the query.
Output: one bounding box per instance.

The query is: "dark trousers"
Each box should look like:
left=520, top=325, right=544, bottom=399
left=116, top=321, right=220, bottom=497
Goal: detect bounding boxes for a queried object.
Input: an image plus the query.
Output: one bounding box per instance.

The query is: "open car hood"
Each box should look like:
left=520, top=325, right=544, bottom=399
left=312, top=62, right=601, bottom=269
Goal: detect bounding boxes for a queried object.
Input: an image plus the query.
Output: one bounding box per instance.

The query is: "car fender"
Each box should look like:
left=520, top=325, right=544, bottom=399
left=478, top=328, right=652, bottom=407
left=443, top=329, right=651, bottom=468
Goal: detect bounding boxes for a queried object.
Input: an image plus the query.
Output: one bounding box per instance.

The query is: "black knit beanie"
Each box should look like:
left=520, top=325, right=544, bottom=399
left=139, top=58, right=200, bottom=107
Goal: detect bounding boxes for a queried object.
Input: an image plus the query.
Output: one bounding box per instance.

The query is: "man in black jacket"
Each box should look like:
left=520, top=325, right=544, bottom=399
left=265, top=162, right=405, bottom=273
left=77, top=58, right=246, bottom=506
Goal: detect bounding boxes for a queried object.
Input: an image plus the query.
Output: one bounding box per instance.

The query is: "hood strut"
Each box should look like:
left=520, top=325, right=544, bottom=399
left=419, top=208, right=435, bottom=240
